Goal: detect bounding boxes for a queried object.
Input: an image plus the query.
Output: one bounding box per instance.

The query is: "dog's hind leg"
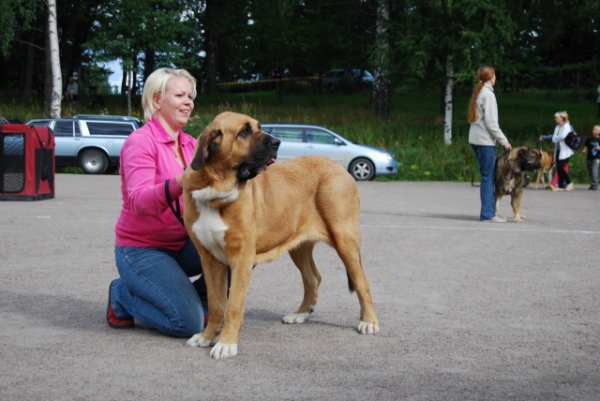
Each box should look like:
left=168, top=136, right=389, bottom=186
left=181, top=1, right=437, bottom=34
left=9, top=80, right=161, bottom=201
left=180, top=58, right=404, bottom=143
left=535, top=170, right=543, bottom=189
left=331, top=229, right=379, bottom=334
left=283, top=242, right=321, bottom=324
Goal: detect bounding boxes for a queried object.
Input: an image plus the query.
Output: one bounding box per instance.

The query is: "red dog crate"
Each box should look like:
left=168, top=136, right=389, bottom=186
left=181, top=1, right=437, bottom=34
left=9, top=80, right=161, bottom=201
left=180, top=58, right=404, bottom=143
left=0, top=123, right=55, bottom=201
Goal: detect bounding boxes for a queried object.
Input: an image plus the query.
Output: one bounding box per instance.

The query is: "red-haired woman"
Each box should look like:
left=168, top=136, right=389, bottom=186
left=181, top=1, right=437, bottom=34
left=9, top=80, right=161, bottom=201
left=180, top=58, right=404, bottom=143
left=468, top=66, right=512, bottom=223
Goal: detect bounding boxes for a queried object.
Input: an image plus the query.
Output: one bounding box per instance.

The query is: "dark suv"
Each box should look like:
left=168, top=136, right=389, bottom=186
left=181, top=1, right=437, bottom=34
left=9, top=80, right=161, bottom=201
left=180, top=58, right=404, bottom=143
left=321, top=69, right=374, bottom=90
left=27, top=115, right=141, bottom=174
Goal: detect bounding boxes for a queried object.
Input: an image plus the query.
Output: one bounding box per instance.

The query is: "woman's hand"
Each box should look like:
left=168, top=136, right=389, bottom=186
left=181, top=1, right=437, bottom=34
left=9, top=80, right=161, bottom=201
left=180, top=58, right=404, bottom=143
left=504, top=143, right=512, bottom=151
left=175, top=172, right=184, bottom=190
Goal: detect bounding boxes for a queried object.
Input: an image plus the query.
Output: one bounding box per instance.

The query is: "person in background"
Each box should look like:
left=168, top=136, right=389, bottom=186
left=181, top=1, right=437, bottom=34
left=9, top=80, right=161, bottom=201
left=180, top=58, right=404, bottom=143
left=581, top=125, right=600, bottom=190
left=107, top=67, right=208, bottom=337
left=539, top=111, right=574, bottom=192
left=468, top=65, right=512, bottom=223
left=65, top=77, right=78, bottom=101
left=538, top=134, right=568, bottom=190
left=596, top=84, right=600, bottom=119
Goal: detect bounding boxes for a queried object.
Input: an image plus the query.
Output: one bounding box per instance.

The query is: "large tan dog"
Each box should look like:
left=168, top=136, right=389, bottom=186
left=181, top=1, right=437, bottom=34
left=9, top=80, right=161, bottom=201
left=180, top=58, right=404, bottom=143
left=182, top=112, right=379, bottom=359
left=533, top=149, right=554, bottom=189
left=495, top=147, right=542, bottom=222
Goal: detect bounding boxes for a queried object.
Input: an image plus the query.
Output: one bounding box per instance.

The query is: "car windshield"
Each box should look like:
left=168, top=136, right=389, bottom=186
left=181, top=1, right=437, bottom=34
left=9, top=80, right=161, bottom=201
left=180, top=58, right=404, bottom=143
left=353, top=69, right=372, bottom=78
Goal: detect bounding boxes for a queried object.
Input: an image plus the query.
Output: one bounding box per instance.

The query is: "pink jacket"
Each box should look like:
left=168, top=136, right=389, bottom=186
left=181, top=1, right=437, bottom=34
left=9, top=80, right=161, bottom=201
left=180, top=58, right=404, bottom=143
left=115, top=117, right=197, bottom=250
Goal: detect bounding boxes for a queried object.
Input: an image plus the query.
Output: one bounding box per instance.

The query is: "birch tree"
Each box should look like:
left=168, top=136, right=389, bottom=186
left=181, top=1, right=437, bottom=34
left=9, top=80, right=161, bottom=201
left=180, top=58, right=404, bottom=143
left=397, top=0, right=514, bottom=143
left=443, top=54, right=453, bottom=144
left=372, top=0, right=391, bottom=120
left=47, top=0, right=62, bottom=118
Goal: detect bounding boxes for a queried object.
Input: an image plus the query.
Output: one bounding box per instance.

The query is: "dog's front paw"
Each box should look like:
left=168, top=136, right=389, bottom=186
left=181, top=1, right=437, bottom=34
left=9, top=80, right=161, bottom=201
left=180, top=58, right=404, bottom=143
left=282, top=312, right=311, bottom=324
left=358, top=321, right=379, bottom=334
left=186, top=333, right=213, bottom=348
left=210, top=342, right=238, bottom=359
left=513, top=214, right=524, bottom=222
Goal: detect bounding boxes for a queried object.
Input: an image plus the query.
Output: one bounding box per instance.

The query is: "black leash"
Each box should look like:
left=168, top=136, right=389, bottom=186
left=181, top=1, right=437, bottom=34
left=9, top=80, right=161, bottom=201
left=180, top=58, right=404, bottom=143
left=165, top=179, right=185, bottom=226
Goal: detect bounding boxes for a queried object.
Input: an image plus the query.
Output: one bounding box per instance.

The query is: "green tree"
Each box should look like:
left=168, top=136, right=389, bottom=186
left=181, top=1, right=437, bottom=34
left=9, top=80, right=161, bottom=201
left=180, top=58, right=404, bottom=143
left=85, top=0, right=197, bottom=94
left=392, top=0, right=515, bottom=143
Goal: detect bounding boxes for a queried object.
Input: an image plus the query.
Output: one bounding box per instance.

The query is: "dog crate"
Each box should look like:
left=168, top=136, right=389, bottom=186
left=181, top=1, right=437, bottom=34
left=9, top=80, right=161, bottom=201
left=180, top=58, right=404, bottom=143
left=0, top=123, right=55, bottom=201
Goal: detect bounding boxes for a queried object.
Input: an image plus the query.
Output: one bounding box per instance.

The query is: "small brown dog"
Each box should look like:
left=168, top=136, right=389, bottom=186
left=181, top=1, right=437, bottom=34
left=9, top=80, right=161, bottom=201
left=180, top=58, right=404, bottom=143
left=533, top=150, right=554, bottom=189
left=183, top=112, right=379, bottom=359
left=495, top=147, right=542, bottom=222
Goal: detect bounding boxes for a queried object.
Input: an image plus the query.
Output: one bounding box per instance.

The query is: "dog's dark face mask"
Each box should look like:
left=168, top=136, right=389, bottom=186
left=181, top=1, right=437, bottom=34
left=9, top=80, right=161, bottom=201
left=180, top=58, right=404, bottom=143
left=237, top=133, right=280, bottom=180
left=519, top=148, right=542, bottom=172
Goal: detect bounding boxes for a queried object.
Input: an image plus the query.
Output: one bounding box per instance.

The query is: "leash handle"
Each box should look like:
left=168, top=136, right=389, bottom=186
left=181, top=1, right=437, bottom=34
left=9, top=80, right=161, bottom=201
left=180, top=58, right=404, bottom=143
left=165, top=179, right=185, bottom=226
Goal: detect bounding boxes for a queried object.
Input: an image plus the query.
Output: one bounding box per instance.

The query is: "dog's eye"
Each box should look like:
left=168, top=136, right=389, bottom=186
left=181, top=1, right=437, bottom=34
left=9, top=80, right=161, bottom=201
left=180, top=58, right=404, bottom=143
left=238, top=124, right=252, bottom=139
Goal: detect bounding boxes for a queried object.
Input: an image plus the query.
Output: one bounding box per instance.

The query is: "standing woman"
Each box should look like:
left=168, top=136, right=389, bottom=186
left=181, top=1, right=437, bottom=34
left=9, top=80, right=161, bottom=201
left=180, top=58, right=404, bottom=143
left=468, top=66, right=512, bottom=223
left=541, top=111, right=574, bottom=191
left=107, top=68, right=208, bottom=337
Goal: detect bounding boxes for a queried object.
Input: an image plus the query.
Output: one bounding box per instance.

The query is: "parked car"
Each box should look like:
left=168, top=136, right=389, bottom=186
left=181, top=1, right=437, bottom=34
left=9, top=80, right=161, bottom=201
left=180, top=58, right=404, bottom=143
left=261, top=123, right=397, bottom=181
left=321, top=69, right=374, bottom=90
left=27, top=115, right=141, bottom=174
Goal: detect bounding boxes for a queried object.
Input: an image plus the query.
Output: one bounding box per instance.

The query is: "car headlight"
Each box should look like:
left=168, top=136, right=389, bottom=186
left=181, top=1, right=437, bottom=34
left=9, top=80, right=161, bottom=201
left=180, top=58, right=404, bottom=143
left=381, top=152, right=393, bottom=161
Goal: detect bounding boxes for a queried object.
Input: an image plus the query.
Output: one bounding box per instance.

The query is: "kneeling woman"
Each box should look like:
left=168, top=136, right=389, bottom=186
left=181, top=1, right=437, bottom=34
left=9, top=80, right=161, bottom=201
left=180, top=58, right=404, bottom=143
left=107, top=68, right=208, bottom=337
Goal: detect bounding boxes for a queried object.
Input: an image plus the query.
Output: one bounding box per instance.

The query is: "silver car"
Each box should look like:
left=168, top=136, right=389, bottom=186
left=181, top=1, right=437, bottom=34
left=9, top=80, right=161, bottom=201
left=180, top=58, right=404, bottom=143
left=261, top=123, right=397, bottom=181
left=27, top=115, right=140, bottom=174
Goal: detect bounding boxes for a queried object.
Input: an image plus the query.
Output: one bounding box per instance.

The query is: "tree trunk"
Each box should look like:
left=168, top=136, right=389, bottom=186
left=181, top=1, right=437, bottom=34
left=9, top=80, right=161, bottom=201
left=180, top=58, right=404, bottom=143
left=204, top=0, right=218, bottom=94
left=144, top=46, right=155, bottom=84
left=44, top=22, right=52, bottom=115
left=127, top=69, right=132, bottom=117
left=444, top=54, right=454, bottom=145
left=47, top=0, right=62, bottom=118
left=372, top=0, right=391, bottom=120
left=121, top=61, right=127, bottom=95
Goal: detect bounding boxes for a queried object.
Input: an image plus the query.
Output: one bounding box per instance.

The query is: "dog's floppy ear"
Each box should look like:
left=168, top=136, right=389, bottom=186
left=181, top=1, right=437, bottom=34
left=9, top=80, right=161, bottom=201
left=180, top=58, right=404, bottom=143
left=517, top=147, right=529, bottom=159
left=190, top=128, right=223, bottom=170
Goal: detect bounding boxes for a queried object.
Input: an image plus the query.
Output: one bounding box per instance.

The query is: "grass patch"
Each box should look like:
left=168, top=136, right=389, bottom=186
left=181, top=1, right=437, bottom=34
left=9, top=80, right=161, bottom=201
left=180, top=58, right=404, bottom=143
left=2, top=90, right=597, bottom=183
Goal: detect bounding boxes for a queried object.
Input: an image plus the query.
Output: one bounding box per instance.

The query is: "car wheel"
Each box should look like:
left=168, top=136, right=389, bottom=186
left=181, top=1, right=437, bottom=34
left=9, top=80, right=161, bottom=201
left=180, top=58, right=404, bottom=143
left=79, top=149, right=108, bottom=174
left=349, top=158, right=375, bottom=181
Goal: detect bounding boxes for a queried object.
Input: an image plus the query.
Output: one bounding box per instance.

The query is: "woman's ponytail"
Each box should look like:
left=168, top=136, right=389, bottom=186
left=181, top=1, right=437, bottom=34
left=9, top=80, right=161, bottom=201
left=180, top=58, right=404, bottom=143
left=467, top=81, right=483, bottom=123
left=467, top=66, right=496, bottom=124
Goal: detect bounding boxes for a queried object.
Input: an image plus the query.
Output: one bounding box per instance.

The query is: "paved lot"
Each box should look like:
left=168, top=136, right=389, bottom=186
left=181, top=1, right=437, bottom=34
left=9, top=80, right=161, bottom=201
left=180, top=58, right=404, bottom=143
left=1, top=174, right=599, bottom=401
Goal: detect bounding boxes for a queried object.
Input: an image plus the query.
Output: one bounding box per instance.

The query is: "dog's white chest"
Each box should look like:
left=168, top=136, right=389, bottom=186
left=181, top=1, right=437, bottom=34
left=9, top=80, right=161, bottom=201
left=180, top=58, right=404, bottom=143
left=190, top=187, right=239, bottom=265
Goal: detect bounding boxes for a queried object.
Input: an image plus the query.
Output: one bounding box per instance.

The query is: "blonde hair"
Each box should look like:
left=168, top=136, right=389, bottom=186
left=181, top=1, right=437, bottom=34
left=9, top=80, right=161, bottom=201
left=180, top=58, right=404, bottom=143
left=554, top=110, right=569, bottom=122
left=141, top=68, right=197, bottom=122
left=467, top=66, right=495, bottom=123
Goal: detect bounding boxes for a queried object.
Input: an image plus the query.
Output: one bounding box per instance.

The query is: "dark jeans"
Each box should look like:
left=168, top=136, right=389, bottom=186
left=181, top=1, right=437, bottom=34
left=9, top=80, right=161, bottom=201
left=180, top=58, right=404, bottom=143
left=111, top=238, right=206, bottom=338
left=471, top=144, right=497, bottom=220
left=587, top=159, right=599, bottom=188
left=556, top=157, right=571, bottom=188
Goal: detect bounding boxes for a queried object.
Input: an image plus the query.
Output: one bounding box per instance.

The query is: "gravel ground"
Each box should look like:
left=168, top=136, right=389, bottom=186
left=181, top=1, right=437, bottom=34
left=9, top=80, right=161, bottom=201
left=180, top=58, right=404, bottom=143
left=1, top=174, right=599, bottom=401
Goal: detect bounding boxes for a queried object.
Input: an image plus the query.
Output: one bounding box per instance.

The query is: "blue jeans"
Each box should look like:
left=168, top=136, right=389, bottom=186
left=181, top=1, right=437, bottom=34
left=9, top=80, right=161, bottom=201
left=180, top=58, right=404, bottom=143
left=111, top=238, right=206, bottom=337
left=471, top=145, right=497, bottom=220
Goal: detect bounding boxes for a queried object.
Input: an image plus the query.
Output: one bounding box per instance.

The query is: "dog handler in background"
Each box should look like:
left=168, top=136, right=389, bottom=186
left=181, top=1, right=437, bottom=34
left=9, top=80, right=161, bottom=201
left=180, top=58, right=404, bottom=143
left=580, top=124, right=600, bottom=190
left=106, top=68, right=208, bottom=337
left=468, top=66, right=512, bottom=223
left=539, top=111, right=574, bottom=192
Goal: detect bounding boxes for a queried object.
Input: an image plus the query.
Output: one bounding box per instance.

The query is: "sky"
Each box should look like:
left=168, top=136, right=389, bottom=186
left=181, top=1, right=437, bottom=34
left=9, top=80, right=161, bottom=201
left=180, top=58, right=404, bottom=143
left=107, top=60, right=123, bottom=88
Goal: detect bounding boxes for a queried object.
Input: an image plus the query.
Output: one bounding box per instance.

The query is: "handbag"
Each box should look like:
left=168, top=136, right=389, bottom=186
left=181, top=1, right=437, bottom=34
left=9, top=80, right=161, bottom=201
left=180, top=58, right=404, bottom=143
left=564, top=124, right=582, bottom=150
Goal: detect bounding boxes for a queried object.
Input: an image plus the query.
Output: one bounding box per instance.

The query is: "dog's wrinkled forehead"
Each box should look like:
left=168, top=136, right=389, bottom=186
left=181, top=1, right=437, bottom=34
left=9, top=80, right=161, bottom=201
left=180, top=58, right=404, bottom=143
left=213, top=111, right=261, bottom=136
